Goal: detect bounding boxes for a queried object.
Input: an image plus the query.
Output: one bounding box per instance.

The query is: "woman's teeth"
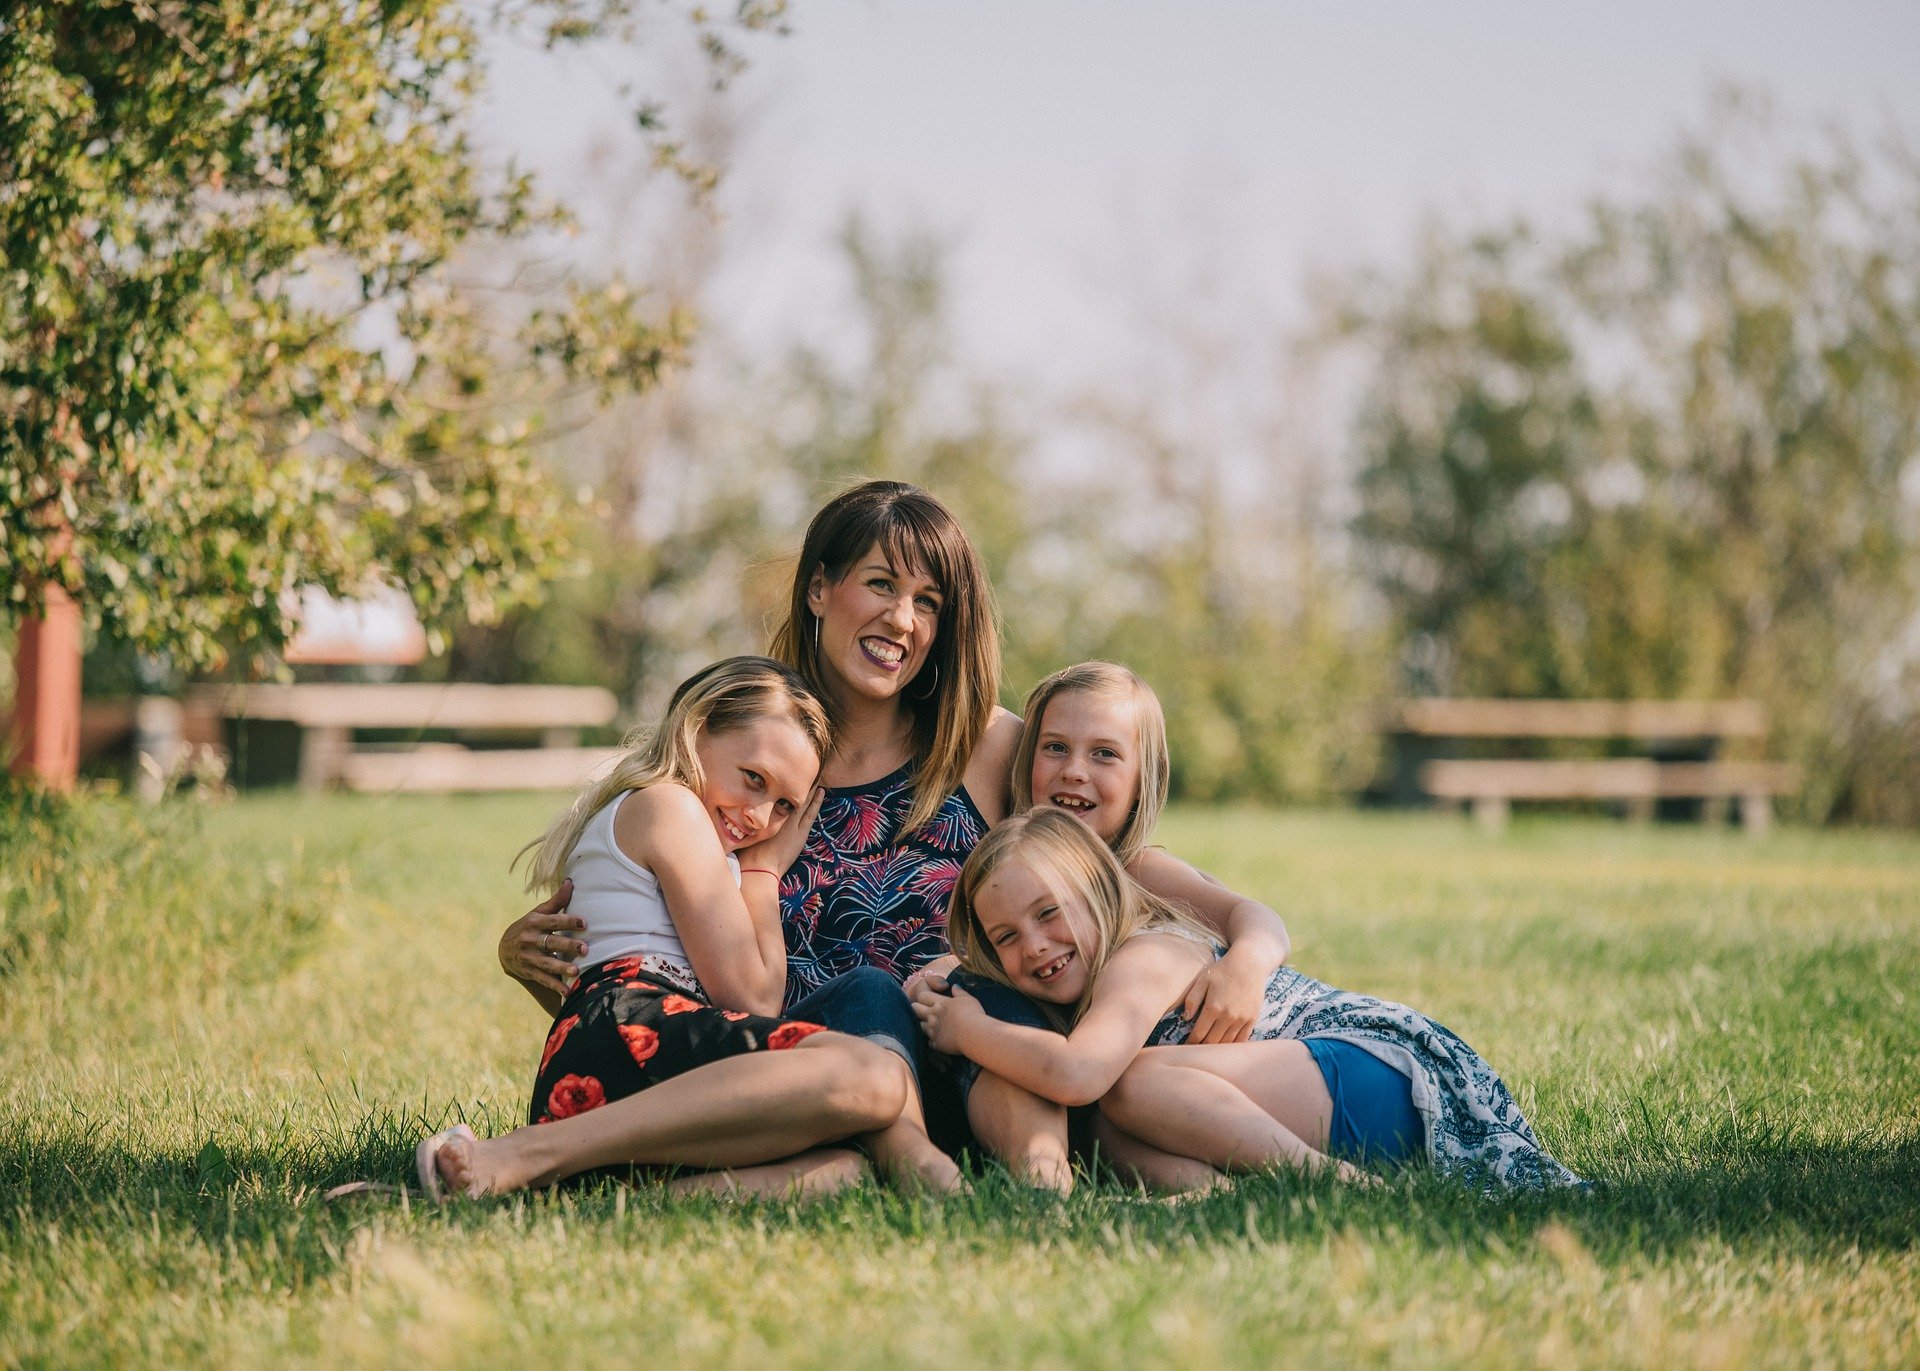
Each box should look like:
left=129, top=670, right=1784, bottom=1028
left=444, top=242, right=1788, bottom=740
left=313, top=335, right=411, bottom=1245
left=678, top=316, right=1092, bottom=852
left=861, top=637, right=905, bottom=667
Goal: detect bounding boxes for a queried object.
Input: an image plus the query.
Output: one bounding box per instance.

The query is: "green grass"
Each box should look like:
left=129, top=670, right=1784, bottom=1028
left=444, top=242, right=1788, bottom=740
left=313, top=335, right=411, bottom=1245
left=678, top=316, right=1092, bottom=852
left=2, top=792, right=1916, bottom=1368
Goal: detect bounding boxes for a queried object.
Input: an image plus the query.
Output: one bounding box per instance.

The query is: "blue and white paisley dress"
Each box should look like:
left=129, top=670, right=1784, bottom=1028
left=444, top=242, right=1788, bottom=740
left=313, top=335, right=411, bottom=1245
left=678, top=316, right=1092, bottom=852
left=1149, top=956, right=1584, bottom=1191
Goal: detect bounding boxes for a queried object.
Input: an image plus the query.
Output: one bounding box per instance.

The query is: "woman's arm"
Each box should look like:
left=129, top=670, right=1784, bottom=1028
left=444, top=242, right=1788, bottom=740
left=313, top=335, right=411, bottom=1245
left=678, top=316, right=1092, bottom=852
left=497, top=880, right=587, bottom=1017
left=962, top=707, right=1023, bottom=826
left=618, top=786, right=792, bottom=1017
left=911, top=936, right=1201, bottom=1106
left=1130, top=847, right=1290, bottom=1045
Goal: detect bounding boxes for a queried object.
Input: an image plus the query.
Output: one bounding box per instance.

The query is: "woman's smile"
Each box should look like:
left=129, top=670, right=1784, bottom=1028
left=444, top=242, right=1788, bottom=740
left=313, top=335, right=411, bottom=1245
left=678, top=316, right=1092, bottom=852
left=808, top=542, right=944, bottom=702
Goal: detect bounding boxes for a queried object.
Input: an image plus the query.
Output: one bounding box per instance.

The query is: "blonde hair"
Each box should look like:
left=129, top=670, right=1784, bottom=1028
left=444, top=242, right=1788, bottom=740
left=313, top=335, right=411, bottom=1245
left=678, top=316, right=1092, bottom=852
left=946, top=807, right=1210, bottom=1027
left=518, top=656, right=832, bottom=892
left=1011, top=662, right=1169, bottom=866
left=769, top=480, right=1001, bottom=835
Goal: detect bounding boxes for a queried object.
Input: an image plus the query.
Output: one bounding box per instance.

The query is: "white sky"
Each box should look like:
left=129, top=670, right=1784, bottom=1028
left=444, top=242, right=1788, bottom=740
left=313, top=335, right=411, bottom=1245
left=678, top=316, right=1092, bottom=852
left=480, top=0, right=1920, bottom=391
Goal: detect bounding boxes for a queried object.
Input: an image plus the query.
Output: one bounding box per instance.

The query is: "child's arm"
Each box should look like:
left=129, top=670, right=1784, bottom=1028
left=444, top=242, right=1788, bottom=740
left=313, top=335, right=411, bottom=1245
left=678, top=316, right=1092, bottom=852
left=1129, top=847, right=1290, bottom=1044
left=617, top=786, right=788, bottom=1016
left=911, top=936, right=1201, bottom=1107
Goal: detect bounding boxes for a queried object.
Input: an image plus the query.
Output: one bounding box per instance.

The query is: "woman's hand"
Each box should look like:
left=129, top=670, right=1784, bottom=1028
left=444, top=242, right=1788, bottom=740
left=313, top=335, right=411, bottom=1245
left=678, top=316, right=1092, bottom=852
left=910, top=977, right=985, bottom=1055
left=738, top=787, right=825, bottom=880
left=1177, top=948, right=1266, bottom=1044
left=498, top=879, right=587, bottom=998
left=901, top=953, right=959, bottom=1000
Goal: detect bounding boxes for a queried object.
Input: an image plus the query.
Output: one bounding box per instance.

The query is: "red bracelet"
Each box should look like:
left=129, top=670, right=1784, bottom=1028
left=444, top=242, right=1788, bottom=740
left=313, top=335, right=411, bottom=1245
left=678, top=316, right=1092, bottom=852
left=739, top=867, right=779, bottom=878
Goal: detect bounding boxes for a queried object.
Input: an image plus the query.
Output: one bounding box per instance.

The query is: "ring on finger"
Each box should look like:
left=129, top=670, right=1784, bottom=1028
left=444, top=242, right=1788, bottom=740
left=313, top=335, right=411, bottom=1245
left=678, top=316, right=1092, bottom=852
left=540, top=932, right=552, bottom=955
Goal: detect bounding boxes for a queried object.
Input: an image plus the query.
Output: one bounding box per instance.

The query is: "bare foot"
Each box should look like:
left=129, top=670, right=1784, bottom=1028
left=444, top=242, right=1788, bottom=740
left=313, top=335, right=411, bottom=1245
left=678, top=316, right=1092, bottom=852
left=667, top=1148, right=870, bottom=1201
left=862, top=1120, right=965, bottom=1194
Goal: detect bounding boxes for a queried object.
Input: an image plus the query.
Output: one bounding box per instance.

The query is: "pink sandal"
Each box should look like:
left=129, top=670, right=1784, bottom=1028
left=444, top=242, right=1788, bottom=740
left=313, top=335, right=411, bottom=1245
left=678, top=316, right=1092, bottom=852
left=414, top=1123, right=478, bottom=1202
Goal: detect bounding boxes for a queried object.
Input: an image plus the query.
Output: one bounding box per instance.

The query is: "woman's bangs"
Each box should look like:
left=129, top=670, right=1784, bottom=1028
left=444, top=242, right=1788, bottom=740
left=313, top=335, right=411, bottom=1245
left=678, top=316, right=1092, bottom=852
left=880, top=514, right=961, bottom=603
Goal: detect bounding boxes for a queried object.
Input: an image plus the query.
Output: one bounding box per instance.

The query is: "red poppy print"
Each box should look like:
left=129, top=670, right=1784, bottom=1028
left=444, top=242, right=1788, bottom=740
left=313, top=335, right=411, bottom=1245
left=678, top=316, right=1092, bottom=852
left=660, top=994, right=703, bottom=1016
left=546, top=1073, right=608, bottom=1119
left=538, top=1014, right=580, bottom=1076
left=767, top=1021, right=826, bottom=1050
left=600, top=956, right=644, bottom=981
left=619, top=1023, right=661, bottom=1066
left=721, top=1010, right=750, bottom=1021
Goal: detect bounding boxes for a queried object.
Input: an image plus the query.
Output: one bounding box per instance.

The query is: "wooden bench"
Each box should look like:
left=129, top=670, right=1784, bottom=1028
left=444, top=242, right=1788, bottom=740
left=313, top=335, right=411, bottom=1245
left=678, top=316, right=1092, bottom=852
left=190, top=683, right=621, bottom=793
left=1379, top=699, right=1800, bottom=832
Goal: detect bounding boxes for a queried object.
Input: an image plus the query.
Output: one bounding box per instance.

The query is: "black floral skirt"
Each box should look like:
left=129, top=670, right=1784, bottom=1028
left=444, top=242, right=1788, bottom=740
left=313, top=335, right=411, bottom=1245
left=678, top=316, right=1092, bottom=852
left=528, top=954, right=827, bottom=1126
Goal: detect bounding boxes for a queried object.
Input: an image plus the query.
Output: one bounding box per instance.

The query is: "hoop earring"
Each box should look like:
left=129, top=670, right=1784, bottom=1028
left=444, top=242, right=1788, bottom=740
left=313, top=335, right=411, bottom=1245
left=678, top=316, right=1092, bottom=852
left=813, top=615, right=821, bottom=657
left=911, top=658, right=941, bottom=701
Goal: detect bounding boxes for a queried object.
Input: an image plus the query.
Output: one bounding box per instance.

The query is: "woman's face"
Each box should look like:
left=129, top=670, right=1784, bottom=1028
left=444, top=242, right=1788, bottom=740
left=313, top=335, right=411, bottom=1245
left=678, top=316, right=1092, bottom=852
left=806, top=541, right=944, bottom=705
left=973, top=856, right=1095, bottom=1006
left=1028, top=691, right=1141, bottom=846
left=692, top=717, right=820, bottom=853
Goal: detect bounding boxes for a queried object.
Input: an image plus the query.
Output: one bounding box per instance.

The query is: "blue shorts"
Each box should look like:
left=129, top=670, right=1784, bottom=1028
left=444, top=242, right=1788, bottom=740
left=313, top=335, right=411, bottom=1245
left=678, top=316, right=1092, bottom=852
left=1304, top=1036, right=1422, bottom=1167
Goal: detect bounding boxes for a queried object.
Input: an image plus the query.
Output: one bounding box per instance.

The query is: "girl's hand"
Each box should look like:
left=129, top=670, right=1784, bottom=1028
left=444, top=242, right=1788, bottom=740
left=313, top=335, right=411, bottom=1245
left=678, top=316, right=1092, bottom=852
left=1178, top=949, right=1266, bottom=1044
left=902, top=954, right=959, bottom=1000
left=498, top=879, right=587, bottom=997
left=739, top=787, right=826, bottom=879
left=910, top=978, right=985, bottom=1055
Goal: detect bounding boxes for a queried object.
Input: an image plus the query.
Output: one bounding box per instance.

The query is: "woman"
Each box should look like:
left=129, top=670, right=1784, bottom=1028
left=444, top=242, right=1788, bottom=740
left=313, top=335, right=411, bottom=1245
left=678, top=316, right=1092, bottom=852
left=500, top=480, right=1284, bottom=1188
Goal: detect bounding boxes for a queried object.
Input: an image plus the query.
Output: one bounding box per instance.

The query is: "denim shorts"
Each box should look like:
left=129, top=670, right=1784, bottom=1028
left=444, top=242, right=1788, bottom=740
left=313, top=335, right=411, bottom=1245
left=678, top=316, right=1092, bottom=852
left=787, top=967, right=926, bottom=1087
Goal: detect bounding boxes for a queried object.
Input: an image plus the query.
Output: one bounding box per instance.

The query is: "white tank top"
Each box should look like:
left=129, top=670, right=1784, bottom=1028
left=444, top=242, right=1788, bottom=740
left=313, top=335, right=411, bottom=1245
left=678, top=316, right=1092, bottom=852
left=565, top=790, right=739, bottom=985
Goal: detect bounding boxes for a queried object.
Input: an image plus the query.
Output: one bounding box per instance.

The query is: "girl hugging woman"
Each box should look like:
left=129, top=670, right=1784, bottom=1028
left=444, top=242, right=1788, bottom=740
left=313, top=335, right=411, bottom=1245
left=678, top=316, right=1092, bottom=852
left=913, top=664, right=1583, bottom=1193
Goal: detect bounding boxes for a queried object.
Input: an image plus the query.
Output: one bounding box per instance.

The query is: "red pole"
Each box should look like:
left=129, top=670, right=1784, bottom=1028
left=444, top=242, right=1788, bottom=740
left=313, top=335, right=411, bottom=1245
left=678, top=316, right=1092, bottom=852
left=9, top=583, right=83, bottom=790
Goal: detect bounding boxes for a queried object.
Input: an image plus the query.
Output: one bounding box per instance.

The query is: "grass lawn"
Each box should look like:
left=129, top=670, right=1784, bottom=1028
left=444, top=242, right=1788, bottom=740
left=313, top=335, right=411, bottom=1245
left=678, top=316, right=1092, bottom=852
left=2, top=791, right=1916, bottom=1368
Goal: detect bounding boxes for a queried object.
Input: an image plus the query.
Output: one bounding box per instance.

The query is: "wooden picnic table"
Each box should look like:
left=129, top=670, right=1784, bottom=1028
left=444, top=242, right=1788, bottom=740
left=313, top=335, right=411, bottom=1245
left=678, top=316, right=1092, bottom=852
left=190, top=682, right=620, bottom=793
left=1378, top=698, right=1799, bottom=832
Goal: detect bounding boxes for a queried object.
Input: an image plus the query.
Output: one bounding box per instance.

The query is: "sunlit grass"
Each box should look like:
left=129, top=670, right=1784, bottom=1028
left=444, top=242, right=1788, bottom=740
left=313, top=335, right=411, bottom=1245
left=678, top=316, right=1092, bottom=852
left=3, top=792, right=1915, bottom=1368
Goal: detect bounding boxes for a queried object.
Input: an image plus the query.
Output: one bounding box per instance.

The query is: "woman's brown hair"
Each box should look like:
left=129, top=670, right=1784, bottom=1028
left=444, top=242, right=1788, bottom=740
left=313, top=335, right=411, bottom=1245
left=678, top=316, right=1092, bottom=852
left=770, top=480, right=1001, bottom=834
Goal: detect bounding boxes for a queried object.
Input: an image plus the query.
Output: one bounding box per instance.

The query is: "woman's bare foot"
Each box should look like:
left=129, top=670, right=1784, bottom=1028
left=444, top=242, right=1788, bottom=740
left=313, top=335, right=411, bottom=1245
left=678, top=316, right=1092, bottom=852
left=667, top=1148, right=869, bottom=1200
left=863, top=1119, right=965, bottom=1194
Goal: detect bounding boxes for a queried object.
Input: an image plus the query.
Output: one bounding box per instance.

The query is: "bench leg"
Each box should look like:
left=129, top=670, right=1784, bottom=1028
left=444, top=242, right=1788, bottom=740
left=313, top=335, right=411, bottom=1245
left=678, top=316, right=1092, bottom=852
left=298, top=725, right=350, bottom=794
left=1470, top=795, right=1509, bottom=831
left=1739, top=792, right=1772, bottom=836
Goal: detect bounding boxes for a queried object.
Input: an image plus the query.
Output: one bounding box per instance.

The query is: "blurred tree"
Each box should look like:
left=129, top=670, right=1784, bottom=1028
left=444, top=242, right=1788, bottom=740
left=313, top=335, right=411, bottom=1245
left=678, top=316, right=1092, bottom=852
left=1342, top=91, right=1920, bottom=820
left=0, top=0, right=782, bottom=673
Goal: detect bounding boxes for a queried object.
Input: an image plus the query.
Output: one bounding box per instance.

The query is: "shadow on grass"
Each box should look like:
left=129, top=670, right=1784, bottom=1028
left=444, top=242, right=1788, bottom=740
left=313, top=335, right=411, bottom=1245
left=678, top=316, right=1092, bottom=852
left=3, top=1111, right=1914, bottom=1269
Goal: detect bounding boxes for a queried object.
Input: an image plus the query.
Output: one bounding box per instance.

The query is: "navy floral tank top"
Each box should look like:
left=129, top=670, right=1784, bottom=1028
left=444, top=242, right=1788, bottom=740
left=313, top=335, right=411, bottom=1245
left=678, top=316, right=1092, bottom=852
left=779, top=763, right=988, bottom=1006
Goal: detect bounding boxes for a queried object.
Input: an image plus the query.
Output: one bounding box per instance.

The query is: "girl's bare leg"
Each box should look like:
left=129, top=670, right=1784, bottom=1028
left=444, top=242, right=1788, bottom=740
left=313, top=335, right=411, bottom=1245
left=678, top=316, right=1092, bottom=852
left=666, top=1148, right=869, bottom=1200
left=435, top=1033, right=906, bottom=1197
left=968, top=1071, right=1073, bottom=1194
left=860, top=1070, right=964, bottom=1193
left=1088, top=1114, right=1226, bottom=1196
left=1101, top=1042, right=1370, bottom=1184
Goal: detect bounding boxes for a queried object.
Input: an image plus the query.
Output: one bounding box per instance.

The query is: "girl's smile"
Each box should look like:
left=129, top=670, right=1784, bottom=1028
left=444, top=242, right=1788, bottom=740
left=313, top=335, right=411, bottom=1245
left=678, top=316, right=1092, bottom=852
left=976, top=858, right=1092, bottom=1004
left=1028, top=692, right=1143, bottom=845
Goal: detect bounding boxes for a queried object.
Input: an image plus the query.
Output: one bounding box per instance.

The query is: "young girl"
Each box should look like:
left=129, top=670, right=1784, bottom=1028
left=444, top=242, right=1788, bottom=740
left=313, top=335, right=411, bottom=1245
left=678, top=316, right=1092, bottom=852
left=916, top=732, right=1584, bottom=1190
left=417, top=657, right=925, bottom=1201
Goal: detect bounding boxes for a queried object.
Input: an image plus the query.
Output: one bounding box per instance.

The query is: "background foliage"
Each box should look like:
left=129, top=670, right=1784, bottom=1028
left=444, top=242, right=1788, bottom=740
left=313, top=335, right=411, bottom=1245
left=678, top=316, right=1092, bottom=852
left=1341, top=92, right=1920, bottom=822
left=0, top=0, right=779, bottom=668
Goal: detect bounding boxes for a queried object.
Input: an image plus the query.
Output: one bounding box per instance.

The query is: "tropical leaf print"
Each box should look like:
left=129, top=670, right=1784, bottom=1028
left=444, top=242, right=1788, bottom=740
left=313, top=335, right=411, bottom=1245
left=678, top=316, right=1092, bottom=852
left=778, top=765, right=986, bottom=1003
